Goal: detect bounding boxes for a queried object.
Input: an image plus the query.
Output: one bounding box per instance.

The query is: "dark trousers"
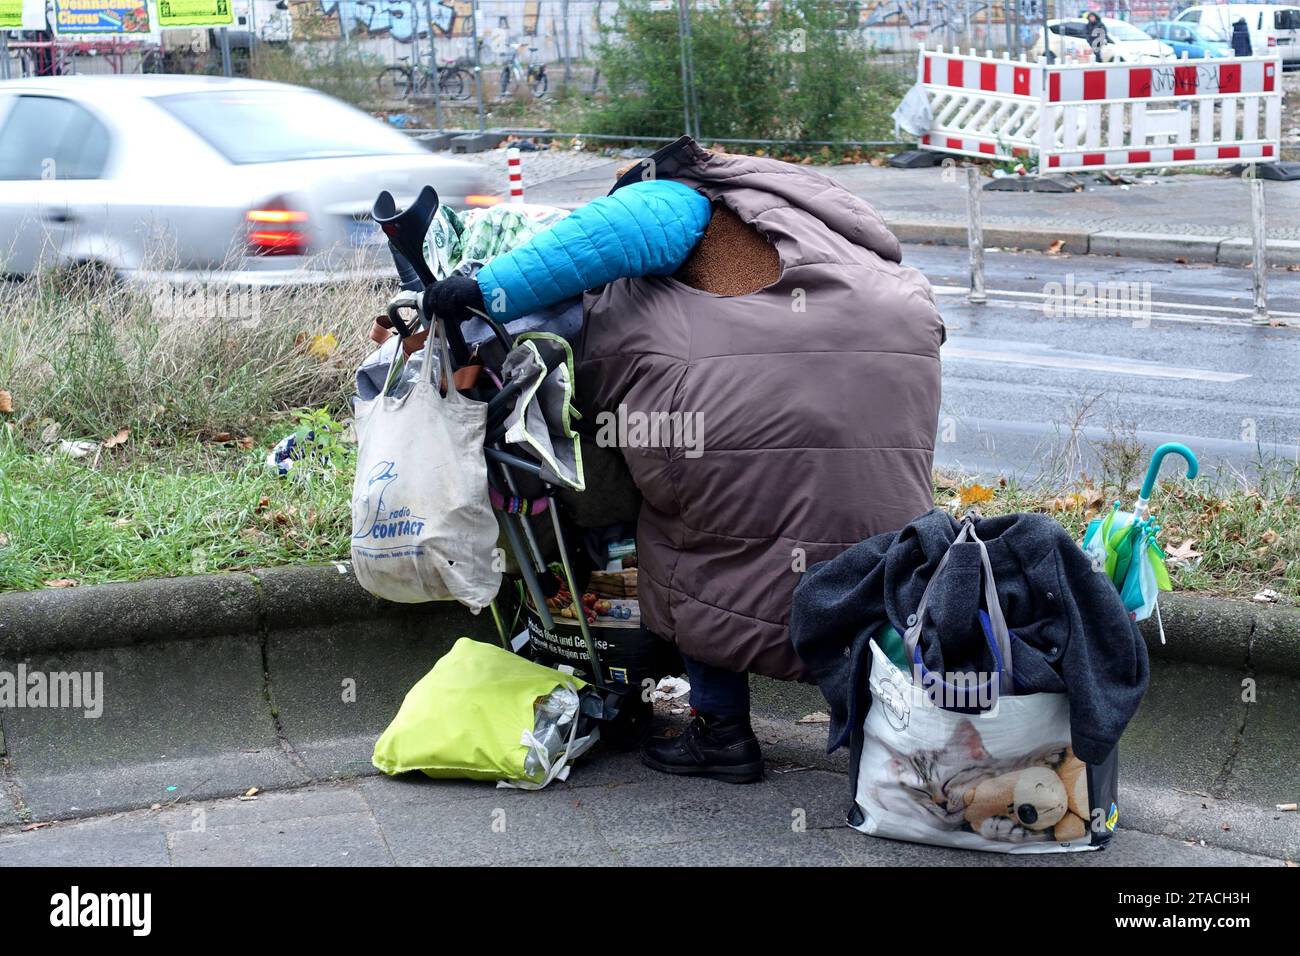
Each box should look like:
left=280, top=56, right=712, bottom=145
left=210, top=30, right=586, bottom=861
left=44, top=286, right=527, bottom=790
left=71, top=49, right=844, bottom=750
left=682, top=653, right=750, bottom=718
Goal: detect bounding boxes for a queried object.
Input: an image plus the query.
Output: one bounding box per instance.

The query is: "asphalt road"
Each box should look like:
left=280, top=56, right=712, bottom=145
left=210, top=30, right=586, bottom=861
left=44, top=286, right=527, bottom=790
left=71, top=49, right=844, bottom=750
left=524, top=157, right=1300, bottom=484
left=912, top=244, right=1300, bottom=483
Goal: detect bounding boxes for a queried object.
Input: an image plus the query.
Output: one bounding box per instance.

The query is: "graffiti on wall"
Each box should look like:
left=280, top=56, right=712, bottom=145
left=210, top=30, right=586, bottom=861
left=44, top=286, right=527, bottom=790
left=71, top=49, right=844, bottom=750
left=303, top=0, right=543, bottom=42
left=854, top=0, right=1188, bottom=47
left=296, top=0, right=461, bottom=41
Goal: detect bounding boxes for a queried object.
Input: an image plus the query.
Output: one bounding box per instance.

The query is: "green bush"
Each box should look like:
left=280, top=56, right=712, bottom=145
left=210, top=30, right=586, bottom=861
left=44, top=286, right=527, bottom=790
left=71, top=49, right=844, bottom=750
left=587, top=0, right=906, bottom=144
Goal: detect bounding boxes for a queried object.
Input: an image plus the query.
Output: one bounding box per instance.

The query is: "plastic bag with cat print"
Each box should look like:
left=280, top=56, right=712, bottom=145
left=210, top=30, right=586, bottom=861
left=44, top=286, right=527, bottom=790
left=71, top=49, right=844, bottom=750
left=851, top=640, right=1122, bottom=853
left=849, top=520, right=1120, bottom=854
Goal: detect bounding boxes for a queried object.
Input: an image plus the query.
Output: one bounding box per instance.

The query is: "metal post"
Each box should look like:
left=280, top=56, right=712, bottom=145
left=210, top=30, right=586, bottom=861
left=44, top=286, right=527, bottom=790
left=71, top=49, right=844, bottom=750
left=469, top=0, right=487, bottom=133
left=966, top=165, right=987, bottom=304
left=1041, top=0, right=1050, bottom=63
left=218, top=26, right=232, bottom=77
left=561, top=0, right=572, bottom=85
left=1249, top=170, right=1269, bottom=326
left=423, top=0, right=444, bottom=129
left=675, top=0, right=694, bottom=139
left=683, top=1, right=701, bottom=139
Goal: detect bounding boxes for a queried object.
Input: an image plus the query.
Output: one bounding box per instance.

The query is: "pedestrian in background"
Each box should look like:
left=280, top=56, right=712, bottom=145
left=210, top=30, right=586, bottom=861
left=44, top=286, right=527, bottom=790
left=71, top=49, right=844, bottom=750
left=1085, top=12, right=1109, bottom=62
left=1231, top=18, right=1253, bottom=57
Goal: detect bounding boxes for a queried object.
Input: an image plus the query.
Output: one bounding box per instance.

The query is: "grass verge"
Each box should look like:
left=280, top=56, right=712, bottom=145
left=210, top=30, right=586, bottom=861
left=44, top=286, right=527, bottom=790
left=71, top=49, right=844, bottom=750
left=4, top=441, right=1297, bottom=604
left=0, top=438, right=352, bottom=591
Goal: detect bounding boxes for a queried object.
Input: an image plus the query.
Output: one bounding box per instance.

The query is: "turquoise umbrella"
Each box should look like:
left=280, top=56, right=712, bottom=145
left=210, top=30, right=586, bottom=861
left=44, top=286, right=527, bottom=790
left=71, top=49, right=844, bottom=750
left=1083, top=443, right=1199, bottom=635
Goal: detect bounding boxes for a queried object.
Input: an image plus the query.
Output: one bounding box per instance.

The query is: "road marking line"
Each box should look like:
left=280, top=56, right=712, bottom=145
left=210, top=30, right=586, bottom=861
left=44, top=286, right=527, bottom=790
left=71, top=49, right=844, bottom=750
left=942, top=345, right=1250, bottom=382
left=938, top=295, right=1273, bottom=328
left=931, top=284, right=1300, bottom=322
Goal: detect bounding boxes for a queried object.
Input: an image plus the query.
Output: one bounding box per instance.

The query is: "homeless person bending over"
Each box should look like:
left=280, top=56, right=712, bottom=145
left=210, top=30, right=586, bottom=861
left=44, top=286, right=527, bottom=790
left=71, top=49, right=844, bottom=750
left=424, top=137, right=944, bottom=782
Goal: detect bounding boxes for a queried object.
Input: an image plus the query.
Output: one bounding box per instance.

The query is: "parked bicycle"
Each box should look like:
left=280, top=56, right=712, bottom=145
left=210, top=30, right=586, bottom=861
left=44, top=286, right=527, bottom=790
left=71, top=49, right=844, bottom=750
left=499, top=44, right=548, bottom=98
left=377, top=53, right=474, bottom=102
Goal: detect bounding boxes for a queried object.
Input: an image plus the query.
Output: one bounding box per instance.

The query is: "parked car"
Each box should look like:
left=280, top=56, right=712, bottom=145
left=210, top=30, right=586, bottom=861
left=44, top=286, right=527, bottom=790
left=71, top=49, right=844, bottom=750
left=1031, top=18, right=1175, bottom=63
left=1142, top=20, right=1235, bottom=58
left=0, top=76, right=499, bottom=285
left=1174, top=4, right=1300, bottom=66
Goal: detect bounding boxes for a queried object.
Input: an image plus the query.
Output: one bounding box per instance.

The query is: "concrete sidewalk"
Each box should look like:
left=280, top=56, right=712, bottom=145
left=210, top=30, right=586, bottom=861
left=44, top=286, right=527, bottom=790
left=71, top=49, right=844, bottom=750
left=521, top=154, right=1300, bottom=265
left=0, top=712, right=1287, bottom=868
left=1, top=567, right=1298, bottom=866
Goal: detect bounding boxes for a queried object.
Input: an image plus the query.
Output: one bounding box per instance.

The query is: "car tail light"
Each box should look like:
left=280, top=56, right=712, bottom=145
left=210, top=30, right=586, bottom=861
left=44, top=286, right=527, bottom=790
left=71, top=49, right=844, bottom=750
left=247, top=203, right=309, bottom=256
left=465, top=194, right=503, bottom=208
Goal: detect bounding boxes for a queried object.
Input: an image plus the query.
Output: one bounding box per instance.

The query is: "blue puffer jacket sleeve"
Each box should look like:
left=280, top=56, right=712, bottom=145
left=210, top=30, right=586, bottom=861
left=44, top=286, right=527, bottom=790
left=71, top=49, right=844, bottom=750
left=474, top=179, right=712, bottom=321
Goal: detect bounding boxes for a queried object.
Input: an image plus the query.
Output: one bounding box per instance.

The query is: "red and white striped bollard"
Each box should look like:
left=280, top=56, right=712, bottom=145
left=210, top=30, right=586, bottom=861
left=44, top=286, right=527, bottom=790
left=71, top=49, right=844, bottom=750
left=507, top=147, right=524, bottom=204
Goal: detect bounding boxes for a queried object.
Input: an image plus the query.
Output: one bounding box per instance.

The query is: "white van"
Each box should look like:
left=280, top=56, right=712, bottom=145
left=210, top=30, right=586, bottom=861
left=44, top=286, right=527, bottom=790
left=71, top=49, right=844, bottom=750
left=1175, top=4, right=1300, bottom=65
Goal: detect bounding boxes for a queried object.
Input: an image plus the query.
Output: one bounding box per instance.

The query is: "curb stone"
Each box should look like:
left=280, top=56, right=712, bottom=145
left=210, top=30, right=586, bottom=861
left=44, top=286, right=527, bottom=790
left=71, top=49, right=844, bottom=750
left=2, top=566, right=1294, bottom=674
left=883, top=216, right=1300, bottom=268
left=0, top=567, right=1295, bottom=830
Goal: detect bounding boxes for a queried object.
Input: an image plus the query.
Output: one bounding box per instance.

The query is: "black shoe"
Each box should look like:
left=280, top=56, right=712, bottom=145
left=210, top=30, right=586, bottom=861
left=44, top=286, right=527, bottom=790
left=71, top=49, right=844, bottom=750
left=640, top=712, right=764, bottom=784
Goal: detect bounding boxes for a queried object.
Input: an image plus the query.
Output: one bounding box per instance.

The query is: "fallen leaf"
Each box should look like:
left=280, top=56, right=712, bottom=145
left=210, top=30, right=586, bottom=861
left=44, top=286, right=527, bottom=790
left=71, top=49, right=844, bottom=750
left=244, top=787, right=259, bottom=797
left=1165, top=539, right=1202, bottom=565
left=236, top=436, right=256, bottom=450
left=102, top=427, right=129, bottom=449
left=308, top=333, right=339, bottom=358
left=255, top=496, right=270, bottom=513
left=211, top=431, right=235, bottom=443
left=43, top=579, right=78, bottom=588
left=1261, top=528, right=1279, bottom=546
left=0, top=389, right=11, bottom=414
left=0, top=533, right=8, bottom=548
left=20, top=822, right=51, bottom=832
left=1286, top=860, right=1298, bottom=868
left=1046, top=239, right=1065, bottom=255
left=957, top=483, right=996, bottom=507
left=797, top=711, right=831, bottom=724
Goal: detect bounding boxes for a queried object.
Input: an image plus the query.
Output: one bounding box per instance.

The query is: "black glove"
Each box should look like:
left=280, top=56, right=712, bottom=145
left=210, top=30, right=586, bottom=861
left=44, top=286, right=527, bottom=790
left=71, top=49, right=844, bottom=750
left=421, top=274, right=485, bottom=323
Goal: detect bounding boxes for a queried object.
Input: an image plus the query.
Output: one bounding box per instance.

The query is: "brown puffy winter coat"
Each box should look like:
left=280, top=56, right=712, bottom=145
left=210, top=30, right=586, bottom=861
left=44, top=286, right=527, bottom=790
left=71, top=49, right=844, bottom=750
left=577, top=139, right=943, bottom=681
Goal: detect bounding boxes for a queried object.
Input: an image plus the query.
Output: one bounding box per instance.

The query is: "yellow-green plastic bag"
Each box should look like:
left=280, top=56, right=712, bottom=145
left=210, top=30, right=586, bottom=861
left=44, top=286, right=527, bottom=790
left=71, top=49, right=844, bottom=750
left=373, top=637, right=588, bottom=787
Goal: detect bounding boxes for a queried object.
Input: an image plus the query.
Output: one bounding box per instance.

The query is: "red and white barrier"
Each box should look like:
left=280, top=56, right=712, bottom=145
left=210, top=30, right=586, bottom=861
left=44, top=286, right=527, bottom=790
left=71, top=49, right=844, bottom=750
left=507, top=147, right=524, bottom=203
left=915, top=46, right=1282, bottom=173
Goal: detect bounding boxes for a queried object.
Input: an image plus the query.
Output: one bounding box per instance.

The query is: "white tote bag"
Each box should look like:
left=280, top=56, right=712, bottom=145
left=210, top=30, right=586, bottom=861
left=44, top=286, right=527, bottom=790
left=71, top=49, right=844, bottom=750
left=351, top=317, right=501, bottom=610
left=849, top=520, right=1117, bottom=854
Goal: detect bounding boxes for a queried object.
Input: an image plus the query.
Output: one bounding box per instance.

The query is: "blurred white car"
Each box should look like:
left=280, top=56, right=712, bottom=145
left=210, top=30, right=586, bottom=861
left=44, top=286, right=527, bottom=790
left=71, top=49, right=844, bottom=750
left=1175, top=4, right=1300, bottom=66
left=0, top=76, right=499, bottom=285
left=1031, top=18, right=1175, bottom=63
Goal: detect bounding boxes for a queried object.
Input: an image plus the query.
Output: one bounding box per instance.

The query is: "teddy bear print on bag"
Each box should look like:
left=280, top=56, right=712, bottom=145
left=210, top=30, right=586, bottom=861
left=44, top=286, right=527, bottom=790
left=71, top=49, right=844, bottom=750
left=872, top=720, right=1091, bottom=844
